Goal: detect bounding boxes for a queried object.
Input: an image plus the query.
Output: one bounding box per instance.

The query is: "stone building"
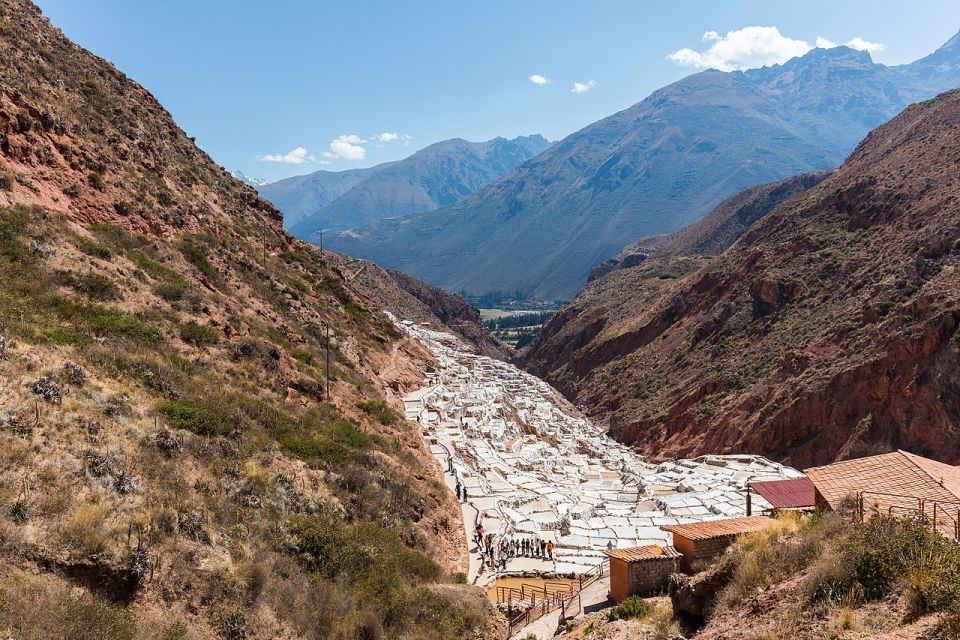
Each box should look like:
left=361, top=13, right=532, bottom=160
left=660, top=515, right=774, bottom=571
left=605, top=545, right=682, bottom=602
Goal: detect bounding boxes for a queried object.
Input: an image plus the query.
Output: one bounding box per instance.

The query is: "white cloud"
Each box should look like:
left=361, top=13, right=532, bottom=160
left=263, top=131, right=413, bottom=164
left=816, top=36, right=885, bottom=53
left=373, top=132, right=414, bottom=144
left=529, top=74, right=551, bottom=85
left=571, top=80, right=597, bottom=94
left=668, top=27, right=887, bottom=72
left=324, top=134, right=367, bottom=161
left=844, top=37, right=886, bottom=53
left=667, top=26, right=811, bottom=72
left=259, top=146, right=317, bottom=164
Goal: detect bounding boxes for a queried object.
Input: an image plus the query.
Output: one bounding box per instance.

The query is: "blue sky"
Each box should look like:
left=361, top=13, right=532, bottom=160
left=35, top=1, right=960, bottom=182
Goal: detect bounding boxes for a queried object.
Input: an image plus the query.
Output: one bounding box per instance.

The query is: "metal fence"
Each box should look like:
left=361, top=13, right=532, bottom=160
left=504, top=559, right=609, bottom=638
left=857, top=490, right=960, bottom=540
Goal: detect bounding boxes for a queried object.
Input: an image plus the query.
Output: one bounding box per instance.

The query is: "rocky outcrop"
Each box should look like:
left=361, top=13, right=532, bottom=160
left=669, top=562, right=735, bottom=621
left=521, top=90, right=960, bottom=468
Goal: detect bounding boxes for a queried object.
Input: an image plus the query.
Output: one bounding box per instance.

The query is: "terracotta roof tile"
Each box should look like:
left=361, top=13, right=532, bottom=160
left=604, top=545, right=682, bottom=562
left=804, top=450, right=960, bottom=510
left=659, top=515, right=775, bottom=541
left=749, top=477, right=816, bottom=509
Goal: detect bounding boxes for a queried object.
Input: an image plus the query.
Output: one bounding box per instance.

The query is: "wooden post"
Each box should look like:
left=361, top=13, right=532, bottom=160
left=325, top=323, right=331, bottom=400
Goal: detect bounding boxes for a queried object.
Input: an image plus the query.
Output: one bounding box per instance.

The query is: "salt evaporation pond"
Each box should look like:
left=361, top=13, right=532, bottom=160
left=394, top=316, right=802, bottom=575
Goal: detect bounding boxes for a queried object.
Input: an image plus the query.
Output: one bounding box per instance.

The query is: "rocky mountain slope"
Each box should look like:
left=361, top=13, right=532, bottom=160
left=0, top=1, right=500, bottom=638
left=521, top=90, right=960, bottom=468
left=327, top=38, right=960, bottom=301
left=323, top=251, right=511, bottom=359
left=263, top=134, right=550, bottom=238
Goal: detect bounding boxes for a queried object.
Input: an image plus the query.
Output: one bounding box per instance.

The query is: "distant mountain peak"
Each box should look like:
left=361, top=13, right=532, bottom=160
left=323, top=28, right=960, bottom=302
left=261, top=134, right=551, bottom=237
left=231, top=170, right=268, bottom=187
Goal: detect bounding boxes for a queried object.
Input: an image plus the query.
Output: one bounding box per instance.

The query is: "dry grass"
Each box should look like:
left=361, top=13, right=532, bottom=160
left=646, top=603, right=683, bottom=639
left=719, top=511, right=843, bottom=608
left=57, top=502, right=114, bottom=558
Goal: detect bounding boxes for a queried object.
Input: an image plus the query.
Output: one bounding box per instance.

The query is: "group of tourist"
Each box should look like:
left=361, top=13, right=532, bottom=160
left=454, top=476, right=468, bottom=503
left=474, top=523, right=555, bottom=571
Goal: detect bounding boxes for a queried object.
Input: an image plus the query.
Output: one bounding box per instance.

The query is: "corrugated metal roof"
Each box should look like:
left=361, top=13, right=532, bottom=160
left=604, top=545, right=682, bottom=562
left=804, top=450, right=960, bottom=510
left=749, top=477, right=815, bottom=509
left=660, top=515, right=775, bottom=541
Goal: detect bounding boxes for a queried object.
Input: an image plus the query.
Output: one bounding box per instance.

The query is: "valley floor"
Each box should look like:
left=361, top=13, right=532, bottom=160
left=393, top=316, right=802, bottom=583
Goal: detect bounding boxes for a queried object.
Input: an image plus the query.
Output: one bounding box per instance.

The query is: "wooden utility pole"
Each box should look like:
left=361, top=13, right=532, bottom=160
left=325, top=323, right=331, bottom=400
left=262, top=228, right=267, bottom=266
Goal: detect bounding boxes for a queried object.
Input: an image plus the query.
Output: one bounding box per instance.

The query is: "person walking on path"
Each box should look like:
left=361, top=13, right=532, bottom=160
left=462, top=485, right=468, bottom=503
left=546, top=541, right=554, bottom=560
left=455, top=478, right=462, bottom=502
left=540, top=539, right=546, bottom=558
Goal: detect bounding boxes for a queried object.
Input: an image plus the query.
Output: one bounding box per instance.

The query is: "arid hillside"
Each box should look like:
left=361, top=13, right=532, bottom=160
left=0, top=1, right=500, bottom=638
left=324, top=252, right=511, bottom=359
left=522, top=90, right=960, bottom=468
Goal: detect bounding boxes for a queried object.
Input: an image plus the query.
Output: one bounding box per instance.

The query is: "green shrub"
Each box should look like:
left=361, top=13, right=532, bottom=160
left=808, top=515, right=960, bottom=615
left=179, top=321, right=220, bottom=347
left=0, top=170, right=12, bottom=191
left=68, top=271, right=120, bottom=301
left=357, top=399, right=400, bottom=426
left=87, top=171, right=105, bottom=191
left=90, top=223, right=147, bottom=253
left=609, top=595, right=650, bottom=621
left=277, top=420, right=372, bottom=469
left=75, top=237, right=113, bottom=260
left=177, top=236, right=219, bottom=281
left=43, top=300, right=160, bottom=344
left=153, top=278, right=189, bottom=302
left=158, top=399, right=229, bottom=437
left=289, top=346, right=315, bottom=365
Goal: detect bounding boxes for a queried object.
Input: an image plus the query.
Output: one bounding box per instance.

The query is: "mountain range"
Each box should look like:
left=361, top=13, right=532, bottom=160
left=521, top=88, right=960, bottom=468
left=261, top=134, right=551, bottom=236
left=323, top=35, right=960, bottom=301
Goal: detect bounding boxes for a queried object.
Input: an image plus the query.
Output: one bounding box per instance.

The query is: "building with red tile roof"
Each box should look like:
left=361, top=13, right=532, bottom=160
left=660, top=515, right=775, bottom=570
left=804, top=450, right=960, bottom=511
left=604, top=545, right=682, bottom=601
left=748, top=477, right=816, bottom=510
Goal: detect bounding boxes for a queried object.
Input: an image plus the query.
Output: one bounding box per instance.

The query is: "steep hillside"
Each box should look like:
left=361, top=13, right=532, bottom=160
left=267, top=134, right=550, bottom=238
left=0, top=2, right=499, bottom=638
left=521, top=171, right=829, bottom=372
left=257, top=165, right=382, bottom=230
left=327, top=40, right=960, bottom=301
left=324, top=252, right=511, bottom=359
left=523, top=89, right=960, bottom=469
